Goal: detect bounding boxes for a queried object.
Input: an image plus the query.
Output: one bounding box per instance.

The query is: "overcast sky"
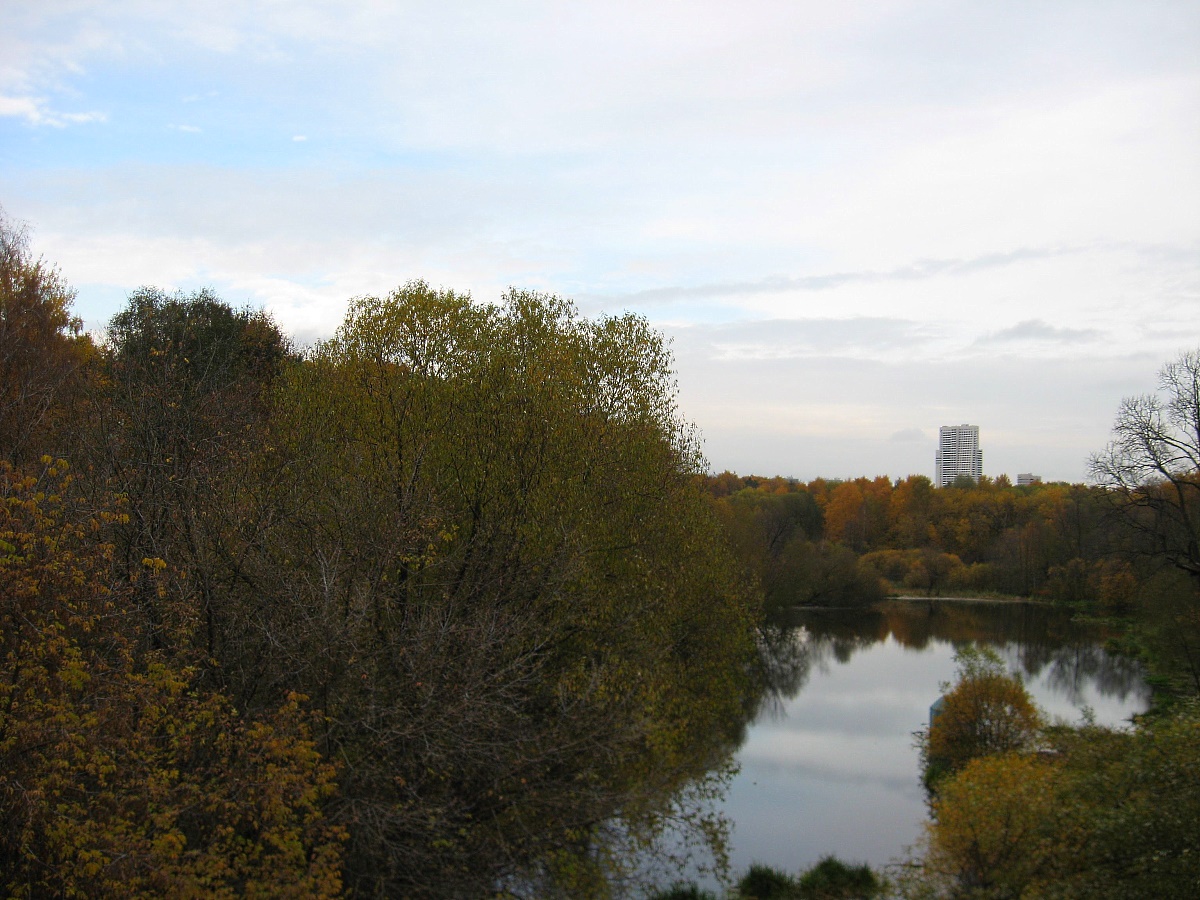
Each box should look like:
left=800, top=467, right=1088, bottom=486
left=3, top=1, right=1198, bottom=482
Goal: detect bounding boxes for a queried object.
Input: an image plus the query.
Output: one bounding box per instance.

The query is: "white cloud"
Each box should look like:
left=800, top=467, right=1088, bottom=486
left=0, top=93, right=105, bottom=127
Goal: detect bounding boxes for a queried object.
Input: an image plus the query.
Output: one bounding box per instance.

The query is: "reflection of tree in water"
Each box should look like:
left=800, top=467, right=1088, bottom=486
left=883, top=601, right=1148, bottom=704
left=754, top=600, right=1148, bottom=715
left=750, top=612, right=883, bottom=721
left=996, top=641, right=1149, bottom=707
left=749, top=624, right=819, bottom=722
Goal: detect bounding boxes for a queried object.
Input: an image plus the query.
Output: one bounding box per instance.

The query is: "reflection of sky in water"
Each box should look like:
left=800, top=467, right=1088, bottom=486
left=720, top=624, right=1150, bottom=879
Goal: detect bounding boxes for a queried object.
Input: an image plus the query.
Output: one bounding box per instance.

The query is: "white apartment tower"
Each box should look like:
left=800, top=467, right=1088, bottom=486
left=936, top=424, right=983, bottom=487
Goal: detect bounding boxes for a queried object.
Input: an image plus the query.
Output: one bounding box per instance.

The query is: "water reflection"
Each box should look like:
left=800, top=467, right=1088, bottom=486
left=723, top=600, right=1150, bottom=881
left=756, top=600, right=1148, bottom=716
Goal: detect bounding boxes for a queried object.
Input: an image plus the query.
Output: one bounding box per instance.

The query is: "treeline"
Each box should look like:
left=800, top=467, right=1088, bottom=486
left=702, top=472, right=1131, bottom=607
left=0, top=214, right=759, bottom=896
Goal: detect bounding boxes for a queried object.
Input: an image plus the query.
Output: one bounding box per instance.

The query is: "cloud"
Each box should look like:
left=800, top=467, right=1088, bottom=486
left=582, top=246, right=1086, bottom=306
left=975, top=319, right=1103, bottom=346
left=0, top=94, right=106, bottom=127
left=671, top=316, right=941, bottom=362
left=291, top=134, right=307, bottom=141
left=890, top=428, right=927, bottom=443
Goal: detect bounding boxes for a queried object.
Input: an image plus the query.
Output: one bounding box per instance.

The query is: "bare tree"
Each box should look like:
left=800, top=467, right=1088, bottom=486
left=1090, top=348, right=1200, bottom=581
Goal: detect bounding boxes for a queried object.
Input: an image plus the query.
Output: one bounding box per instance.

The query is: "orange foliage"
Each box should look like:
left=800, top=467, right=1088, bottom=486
left=928, top=649, right=1043, bottom=772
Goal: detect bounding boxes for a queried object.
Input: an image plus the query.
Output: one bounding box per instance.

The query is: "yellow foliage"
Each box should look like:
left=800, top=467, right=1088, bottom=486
left=921, top=753, right=1061, bottom=896
left=0, top=462, right=345, bottom=897
left=928, top=648, right=1043, bottom=773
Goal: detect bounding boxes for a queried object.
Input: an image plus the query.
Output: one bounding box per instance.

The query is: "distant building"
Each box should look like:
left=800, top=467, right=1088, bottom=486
left=936, top=424, right=982, bottom=487
left=1017, top=473, right=1042, bottom=486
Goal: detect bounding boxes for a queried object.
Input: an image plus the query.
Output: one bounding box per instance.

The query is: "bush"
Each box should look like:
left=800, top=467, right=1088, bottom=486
left=738, top=862, right=800, bottom=898
left=925, top=646, right=1043, bottom=777
left=797, top=855, right=882, bottom=898
left=649, top=882, right=719, bottom=900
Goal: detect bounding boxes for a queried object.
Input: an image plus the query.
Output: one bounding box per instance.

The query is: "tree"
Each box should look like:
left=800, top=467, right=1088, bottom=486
left=904, top=703, right=1200, bottom=899
left=0, top=460, right=344, bottom=897
left=0, top=208, right=92, bottom=463
left=924, top=646, right=1043, bottom=779
left=88, top=287, right=292, bottom=655
left=902, top=548, right=964, bottom=597
left=1090, top=348, right=1200, bottom=582
left=715, top=488, right=824, bottom=608
left=796, top=855, right=883, bottom=899
left=887, top=475, right=937, bottom=549
left=1089, top=350, right=1200, bottom=700
left=914, top=753, right=1062, bottom=898
left=823, top=478, right=890, bottom=553
left=199, top=283, right=757, bottom=896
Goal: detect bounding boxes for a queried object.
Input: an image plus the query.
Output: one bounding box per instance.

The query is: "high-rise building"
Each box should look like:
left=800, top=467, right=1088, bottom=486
left=936, top=424, right=982, bottom=487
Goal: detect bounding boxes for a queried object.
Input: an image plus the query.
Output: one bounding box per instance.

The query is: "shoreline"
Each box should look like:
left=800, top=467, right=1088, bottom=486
left=885, top=594, right=1048, bottom=605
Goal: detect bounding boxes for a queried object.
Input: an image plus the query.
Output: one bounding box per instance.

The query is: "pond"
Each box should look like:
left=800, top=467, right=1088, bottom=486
left=718, top=599, right=1151, bottom=878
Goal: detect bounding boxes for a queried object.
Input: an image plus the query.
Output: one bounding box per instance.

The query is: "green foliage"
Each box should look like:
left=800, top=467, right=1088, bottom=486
left=1134, top=568, right=1200, bottom=698
left=4, top=268, right=756, bottom=897
left=198, top=282, right=758, bottom=895
left=738, top=862, right=800, bottom=899
left=649, top=883, right=720, bottom=900
left=796, top=855, right=882, bottom=899
left=652, top=858, right=883, bottom=900
left=715, top=488, right=884, bottom=610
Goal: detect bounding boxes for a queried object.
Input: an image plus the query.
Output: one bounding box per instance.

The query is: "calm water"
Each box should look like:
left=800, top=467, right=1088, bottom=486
left=719, top=600, right=1150, bottom=877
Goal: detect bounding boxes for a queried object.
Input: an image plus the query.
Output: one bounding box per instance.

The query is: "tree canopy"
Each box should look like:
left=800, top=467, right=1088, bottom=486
left=2, top=266, right=761, bottom=897
left=0, top=209, right=91, bottom=464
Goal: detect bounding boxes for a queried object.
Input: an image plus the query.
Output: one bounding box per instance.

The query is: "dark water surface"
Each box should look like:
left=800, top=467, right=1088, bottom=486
left=719, top=600, right=1150, bottom=878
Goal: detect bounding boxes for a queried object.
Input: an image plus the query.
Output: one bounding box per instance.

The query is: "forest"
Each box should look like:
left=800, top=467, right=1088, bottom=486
left=3, top=207, right=1199, bottom=898
left=699, top=439, right=1200, bottom=701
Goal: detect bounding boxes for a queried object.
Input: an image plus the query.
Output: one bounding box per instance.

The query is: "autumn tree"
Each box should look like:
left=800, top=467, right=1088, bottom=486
left=196, top=283, right=757, bottom=896
left=887, top=474, right=937, bottom=549
left=0, top=460, right=343, bottom=897
left=823, top=477, right=890, bottom=552
left=911, top=752, right=1062, bottom=897
left=0, top=209, right=93, bottom=464
left=923, top=646, right=1043, bottom=782
left=904, top=703, right=1200, bottom=898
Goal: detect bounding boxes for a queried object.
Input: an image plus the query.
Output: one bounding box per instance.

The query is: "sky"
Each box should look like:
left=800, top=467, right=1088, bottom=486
left=2, top=1, right=1198, bottom=483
